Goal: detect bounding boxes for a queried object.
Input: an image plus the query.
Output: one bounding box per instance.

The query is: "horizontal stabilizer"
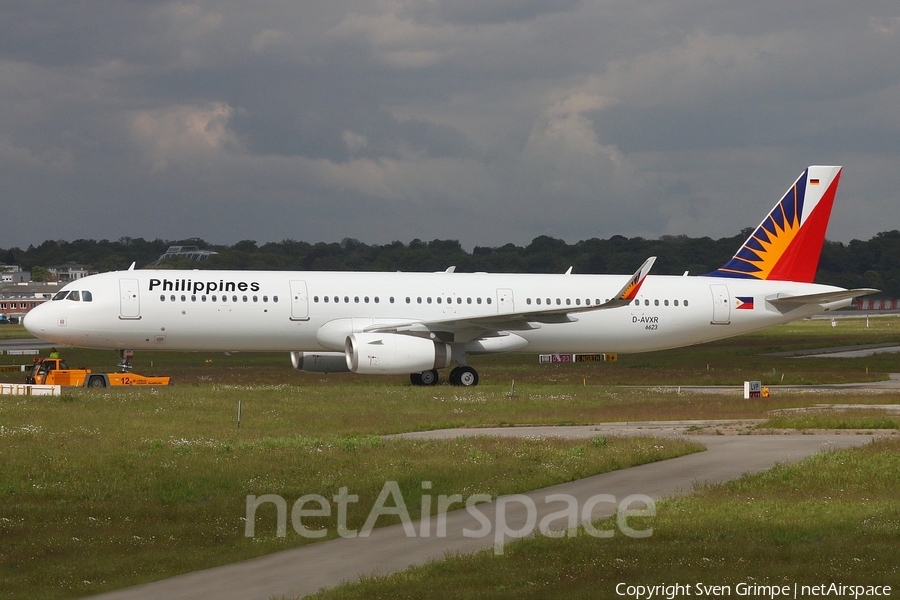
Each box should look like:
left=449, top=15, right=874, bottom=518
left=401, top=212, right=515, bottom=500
left=766, top=288, right=879, bottom=310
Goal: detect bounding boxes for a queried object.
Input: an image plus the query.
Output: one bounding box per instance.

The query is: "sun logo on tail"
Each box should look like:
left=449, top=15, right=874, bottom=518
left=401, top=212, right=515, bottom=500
left=706, top=167, right=841, bottom=283
left=715, top=182, right=804, bottom=280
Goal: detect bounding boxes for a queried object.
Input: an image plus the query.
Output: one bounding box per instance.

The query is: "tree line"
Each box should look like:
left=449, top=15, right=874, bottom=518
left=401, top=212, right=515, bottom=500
left=3, top=230, right=899, bottom=297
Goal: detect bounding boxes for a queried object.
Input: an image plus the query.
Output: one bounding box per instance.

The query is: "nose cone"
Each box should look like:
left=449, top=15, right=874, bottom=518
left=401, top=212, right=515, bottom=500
left=23, top=303, right=54, bottom=339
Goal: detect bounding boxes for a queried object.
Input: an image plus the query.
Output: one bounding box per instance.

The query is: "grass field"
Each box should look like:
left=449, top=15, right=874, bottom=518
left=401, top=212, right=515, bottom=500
left=0, top=316, right=899, bottom=599
left=0, top=325, right=33, bottom=341
left=305, top=438, right=900, bottom=600
left=3, top=316, right=899, bottom=388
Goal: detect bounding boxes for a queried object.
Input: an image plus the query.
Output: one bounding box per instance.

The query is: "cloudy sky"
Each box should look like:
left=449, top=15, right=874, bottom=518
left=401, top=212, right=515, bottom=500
left=2, top=1, right=899, bottom=251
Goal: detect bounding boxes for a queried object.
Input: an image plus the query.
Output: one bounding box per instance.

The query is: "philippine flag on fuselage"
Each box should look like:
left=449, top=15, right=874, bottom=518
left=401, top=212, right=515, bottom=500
left=736, top=296, right=754, bottom=310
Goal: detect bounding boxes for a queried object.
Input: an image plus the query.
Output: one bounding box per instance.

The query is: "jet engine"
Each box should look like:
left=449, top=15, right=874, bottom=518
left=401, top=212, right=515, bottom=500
left=290, top=351, right=350, bottom=373
left=345, top=333, right=451, bottom=375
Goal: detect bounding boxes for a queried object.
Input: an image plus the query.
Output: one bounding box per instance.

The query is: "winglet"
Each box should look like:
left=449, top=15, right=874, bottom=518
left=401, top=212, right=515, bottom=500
left=706, top=166, right=842, bottom=283
left=599, top=256, right=656, bottom=308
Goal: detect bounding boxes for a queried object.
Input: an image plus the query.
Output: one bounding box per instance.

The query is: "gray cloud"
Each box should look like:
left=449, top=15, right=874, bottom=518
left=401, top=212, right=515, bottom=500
left=1, top=0, right=899, bottom=253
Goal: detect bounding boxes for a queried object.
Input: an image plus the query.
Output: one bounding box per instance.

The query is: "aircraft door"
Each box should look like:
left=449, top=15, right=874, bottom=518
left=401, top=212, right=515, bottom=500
left=710, top=284, right=731, bottom=325
left=496, top=288, right=514, bottom=314
left=289, top=280, right=310, bottom=321
left=119, top=278, right=141, bottom=320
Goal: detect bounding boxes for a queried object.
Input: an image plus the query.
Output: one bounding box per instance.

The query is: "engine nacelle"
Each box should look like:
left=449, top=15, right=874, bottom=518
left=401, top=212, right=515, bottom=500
left=290, top=351, right=350, bottom=373
left=345, top=333, right=451, bottom=375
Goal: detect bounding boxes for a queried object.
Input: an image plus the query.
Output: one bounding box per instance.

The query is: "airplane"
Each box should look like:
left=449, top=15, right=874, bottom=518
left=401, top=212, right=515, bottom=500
left=23, top=166, right=876, bottom=387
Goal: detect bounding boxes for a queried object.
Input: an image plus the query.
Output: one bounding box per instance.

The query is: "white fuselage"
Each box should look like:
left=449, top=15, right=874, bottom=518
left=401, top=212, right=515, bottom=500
left=24, top=269, right=847, bottom=355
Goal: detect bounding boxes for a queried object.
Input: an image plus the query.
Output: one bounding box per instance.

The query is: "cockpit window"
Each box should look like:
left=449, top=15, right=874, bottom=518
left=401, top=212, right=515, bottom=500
left=52, top=290, right=92, bottom=301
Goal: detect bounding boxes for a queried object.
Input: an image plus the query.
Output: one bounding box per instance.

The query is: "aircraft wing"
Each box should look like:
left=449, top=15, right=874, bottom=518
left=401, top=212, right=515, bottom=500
left=363, top=257, right=657, bottom=339
left=766, top=288, right=879, bottom=311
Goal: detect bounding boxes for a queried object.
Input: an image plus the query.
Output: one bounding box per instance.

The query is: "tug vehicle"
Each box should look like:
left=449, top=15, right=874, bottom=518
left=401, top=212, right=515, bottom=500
left=25, top=357, right=170, bottom=387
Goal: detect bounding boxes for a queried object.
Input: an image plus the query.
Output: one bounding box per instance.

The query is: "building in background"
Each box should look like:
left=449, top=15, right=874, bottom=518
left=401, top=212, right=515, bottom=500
left=46, top=262, right=91, bottom=282
left=0, top=282, right=61, bottom=323
left=856, top=298, right=900, bottom=311
left=0, top=265, right=30, bottom=284
left=153, top=245, right=218, bottom=266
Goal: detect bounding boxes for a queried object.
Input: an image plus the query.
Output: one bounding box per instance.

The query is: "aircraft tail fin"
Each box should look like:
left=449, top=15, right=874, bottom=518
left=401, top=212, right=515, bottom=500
left=706, top=166, right=842, bottom=283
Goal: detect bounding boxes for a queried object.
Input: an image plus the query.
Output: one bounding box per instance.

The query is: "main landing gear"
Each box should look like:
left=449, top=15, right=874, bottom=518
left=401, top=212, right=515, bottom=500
left=410, top=365, right=479, bottom=387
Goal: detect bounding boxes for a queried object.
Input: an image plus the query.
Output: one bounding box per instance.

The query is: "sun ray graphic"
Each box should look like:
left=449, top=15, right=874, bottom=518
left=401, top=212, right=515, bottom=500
left=717, top=184, right=803, bottom=280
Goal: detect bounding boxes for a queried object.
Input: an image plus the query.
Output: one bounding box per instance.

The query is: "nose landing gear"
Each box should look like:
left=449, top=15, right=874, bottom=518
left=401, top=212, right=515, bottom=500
left=117, top=349, right=134, bottom=372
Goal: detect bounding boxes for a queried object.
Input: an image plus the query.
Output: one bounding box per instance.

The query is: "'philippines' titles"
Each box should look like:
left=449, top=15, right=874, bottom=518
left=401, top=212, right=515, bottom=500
left=149, top=278, right=261, bottom=295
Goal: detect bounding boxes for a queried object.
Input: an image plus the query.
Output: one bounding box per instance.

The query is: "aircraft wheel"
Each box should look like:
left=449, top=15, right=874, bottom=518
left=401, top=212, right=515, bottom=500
left=456, top=366, right=479, bottom=387
left=410, top=372, right=424, bottom=386
left=448, top=367, right=461, bottom=386
left=419, top=369, right=439, bottom=386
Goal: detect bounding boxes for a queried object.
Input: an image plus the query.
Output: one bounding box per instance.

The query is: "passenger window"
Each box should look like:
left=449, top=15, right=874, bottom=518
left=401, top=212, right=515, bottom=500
left=684, top=300, right=689, bottom=307
left=273, top=296, right=278, bottom=302
left=243, top=296, right=248, bottom=302
left=160, top=295, right=165, bottom=301
left=487, top=298, right=492, bottom=304
left=181, top=295, right=186, bottom=302
left=527, top=298, right=532, bottom=305
left=654, top=299, right=659, bottom=306
left=253, top=296, right=258, bottom=302
left=191, top=295, right=196, bottom=302
left=664, top=300, right=669, bottom=306
left=202, top=295, right=207, bottom=302
left=476, top=298, right=482, bottom=304
left=536, top=298, right=541, bottom=305
left=457, top=297, right=462, bottom=304
left=170, top=295, right=176, bottom=302
left=436, top=297, right=442, bottom=304
left=344, top=296, right=349, bottom=303
left=374, top=297, right=379, bottom=303
left=212, top=295, right=217, bottom=302
left=674, top=299, right=679, bottom=306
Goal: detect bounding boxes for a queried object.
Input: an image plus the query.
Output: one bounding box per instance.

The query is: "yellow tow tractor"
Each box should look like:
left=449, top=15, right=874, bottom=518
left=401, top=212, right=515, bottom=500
left=25, top=357, right=171, bottom=388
